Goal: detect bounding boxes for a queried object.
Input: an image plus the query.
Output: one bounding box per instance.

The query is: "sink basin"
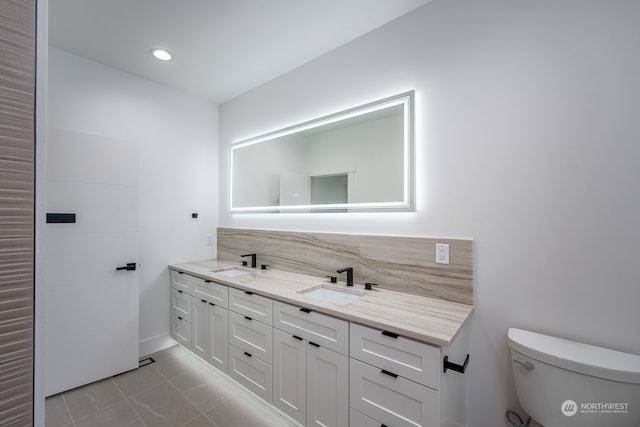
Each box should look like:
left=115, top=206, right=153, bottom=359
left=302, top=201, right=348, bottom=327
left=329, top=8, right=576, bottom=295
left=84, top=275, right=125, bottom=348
left=298, top=285, right=365, bottom=305
left=210, top=267, right=253, bottom=277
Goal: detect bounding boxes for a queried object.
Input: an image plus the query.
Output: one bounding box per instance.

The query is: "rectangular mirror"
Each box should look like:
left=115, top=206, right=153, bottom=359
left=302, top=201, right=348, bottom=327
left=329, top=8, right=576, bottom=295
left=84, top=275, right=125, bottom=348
left=230, top=91, right=414, bottom=213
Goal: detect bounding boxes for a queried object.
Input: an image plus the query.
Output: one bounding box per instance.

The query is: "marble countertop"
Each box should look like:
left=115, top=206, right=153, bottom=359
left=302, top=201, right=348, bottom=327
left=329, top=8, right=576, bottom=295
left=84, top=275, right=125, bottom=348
left=169, top=259, right=473, bottom=347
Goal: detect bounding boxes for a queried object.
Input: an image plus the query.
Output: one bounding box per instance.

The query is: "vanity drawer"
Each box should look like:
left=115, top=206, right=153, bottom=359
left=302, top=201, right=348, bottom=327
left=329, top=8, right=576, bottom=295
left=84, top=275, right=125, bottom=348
left=228, top=311, right=273, bottom=364
left=350, top=323, right=441, bottom=390
left=273, top=301, right=349, bottom=355
left=350, top=408, right=381, bottom=427
left=350, top=358, right=440, bottom=427
left=171, top=270, right=191, bottom=293
left=192, top=277, right=228, bottom=308
left=171, top=287, right=192, bottom=321
left=171, top=313, right=191, bottom=349
left=229, top=344, right=273, bottom=403
left=229, top=287, right=273, bottom=324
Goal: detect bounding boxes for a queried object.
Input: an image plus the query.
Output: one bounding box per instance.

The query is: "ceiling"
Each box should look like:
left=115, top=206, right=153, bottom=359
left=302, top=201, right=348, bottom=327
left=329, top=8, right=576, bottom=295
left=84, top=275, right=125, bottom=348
left=49, top=0, right=431, bottom=104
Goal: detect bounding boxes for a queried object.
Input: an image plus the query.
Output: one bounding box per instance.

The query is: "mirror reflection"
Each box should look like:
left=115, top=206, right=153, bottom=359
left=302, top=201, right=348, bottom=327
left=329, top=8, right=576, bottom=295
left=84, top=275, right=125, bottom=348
left=230, top=91, right=414, bottom=212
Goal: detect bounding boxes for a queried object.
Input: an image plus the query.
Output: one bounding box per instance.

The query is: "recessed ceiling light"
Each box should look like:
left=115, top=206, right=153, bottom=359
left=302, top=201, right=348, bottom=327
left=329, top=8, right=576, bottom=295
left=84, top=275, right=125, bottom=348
left=150, top=48, right=172, bottom=61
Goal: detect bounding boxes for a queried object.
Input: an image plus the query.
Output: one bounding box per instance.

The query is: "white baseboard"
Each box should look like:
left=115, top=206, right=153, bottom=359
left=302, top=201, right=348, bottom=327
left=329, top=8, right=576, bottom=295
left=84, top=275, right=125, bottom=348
left=139, top=334, right=177, bottom=358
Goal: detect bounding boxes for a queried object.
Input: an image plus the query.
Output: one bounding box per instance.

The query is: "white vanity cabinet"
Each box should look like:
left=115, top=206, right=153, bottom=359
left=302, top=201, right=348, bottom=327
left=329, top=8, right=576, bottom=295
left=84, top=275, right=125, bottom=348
left=169, top=266, right=468, bottom=427
left=273, top=301, right=349, bottom=427
left=227, top=288, right=274, bottom=402
left=191, top=277, right=229, bottom=373
left=170, top=271, right=192, bottom=348
left=349, top=323, right=444, bottom=427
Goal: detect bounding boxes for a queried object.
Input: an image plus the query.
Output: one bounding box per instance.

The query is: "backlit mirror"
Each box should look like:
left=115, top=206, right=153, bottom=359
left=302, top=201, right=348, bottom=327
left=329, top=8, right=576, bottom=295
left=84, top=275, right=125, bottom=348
left=230, top=91, right=414, bottom=213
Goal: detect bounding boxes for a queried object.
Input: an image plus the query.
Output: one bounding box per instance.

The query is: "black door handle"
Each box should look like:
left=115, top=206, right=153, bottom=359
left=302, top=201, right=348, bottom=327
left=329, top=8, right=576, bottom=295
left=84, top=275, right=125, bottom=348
left=116, top=263, right=136, bottom=271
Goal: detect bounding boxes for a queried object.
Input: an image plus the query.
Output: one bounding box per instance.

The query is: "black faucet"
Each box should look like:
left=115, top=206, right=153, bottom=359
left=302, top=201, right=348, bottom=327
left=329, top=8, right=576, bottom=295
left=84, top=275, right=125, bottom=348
left=241, top=253, right=257, bottom=268
left=336, top=267, right=354, bottom=286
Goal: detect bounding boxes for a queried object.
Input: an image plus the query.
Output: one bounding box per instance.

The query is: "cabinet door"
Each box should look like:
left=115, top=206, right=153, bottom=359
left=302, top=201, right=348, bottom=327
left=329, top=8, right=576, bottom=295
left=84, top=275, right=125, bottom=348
left=208, top=303, right=228, bottom=372
left=193, top=277, right=228, bottom=308
left=350, top=358, right=440, bottom=427
left=273, top=329, right=306, bottom=425
left=307, top=344, right=349, bottom=427
left=192, top=298, right=208, bottom=360
left=171, top=313, right=191, bottom=349
left=229, top=288, right=273, bottom=324
left=350, top=408, right=381, bottom=427
left=171, top=287, right=191, bottom=321
left=228, top=311, right=273, bottom=364
left=229, top=344, right=272, bottom=402
left=171, top=270, right=190, bottom=293
left=273, top=301, right=349, bottom=355
left=350, top=323, right=441, bottom=390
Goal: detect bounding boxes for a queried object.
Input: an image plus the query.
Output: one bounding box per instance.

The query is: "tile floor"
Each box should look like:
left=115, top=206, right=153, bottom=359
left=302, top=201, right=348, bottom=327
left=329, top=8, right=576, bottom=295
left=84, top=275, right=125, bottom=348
left=45, top=345, right=302, bottom=427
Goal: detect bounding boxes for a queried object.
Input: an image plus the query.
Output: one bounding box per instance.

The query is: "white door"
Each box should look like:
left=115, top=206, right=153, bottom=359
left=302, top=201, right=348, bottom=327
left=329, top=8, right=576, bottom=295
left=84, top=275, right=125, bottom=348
left=44, top=129, right=140, bottom=396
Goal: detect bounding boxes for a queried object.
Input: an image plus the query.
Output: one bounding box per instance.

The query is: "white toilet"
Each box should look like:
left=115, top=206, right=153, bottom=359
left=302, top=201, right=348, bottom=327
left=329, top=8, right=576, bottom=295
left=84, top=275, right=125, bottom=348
left=508, top=328, right=640, bottom=427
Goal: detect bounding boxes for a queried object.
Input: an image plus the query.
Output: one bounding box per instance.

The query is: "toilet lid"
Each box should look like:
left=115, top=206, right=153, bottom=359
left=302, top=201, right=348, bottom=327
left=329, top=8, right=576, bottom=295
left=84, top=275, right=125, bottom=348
left=508, top=328, right=640, bottom=384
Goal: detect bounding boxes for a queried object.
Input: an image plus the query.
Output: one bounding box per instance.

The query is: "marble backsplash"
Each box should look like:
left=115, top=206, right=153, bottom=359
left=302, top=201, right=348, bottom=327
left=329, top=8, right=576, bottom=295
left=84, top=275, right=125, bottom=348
left=217, top=227, right=474, bottom=305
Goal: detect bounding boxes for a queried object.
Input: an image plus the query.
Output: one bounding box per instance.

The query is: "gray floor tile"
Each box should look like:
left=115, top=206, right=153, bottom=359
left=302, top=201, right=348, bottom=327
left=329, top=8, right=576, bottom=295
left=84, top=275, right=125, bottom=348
left=181, top=379, right=242, bottom=414
left=150, top=346, right=198, bottom=379
left=169, top=366, right=216, bottom=392
left=44, top=394, right=72, bottom=427
left=205, top=394, right=288, bottom=427
left=74, top=399, right=140, bottom=427
left=63, top=377, right=124, bottom=421
left=169, top=367, right=240, bottom=413
left=46, top=345, right=302, bottom=427
left=183, top=414, right=217, bottom=427
left=113, top=363, right=166, bottom=397
left=128, top=380, right=201, bottom=427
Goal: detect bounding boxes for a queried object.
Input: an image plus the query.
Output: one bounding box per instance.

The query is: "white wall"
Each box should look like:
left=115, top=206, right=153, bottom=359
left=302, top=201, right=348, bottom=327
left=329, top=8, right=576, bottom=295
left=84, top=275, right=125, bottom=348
left=219, top=1, right=640, bottom=426
left=47, top=47, right=218, bottom=354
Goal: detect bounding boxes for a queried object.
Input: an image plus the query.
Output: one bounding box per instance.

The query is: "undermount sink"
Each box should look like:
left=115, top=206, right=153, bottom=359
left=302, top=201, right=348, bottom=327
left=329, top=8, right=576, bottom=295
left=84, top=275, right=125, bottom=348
left=298, top=284, right=365, bottom=305
left=210, top=266, right=254, bottom=277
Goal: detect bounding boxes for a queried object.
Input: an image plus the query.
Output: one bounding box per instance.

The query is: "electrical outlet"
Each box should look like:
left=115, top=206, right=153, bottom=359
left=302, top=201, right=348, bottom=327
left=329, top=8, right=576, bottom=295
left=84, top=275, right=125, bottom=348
left=436, top=243, right=449, bottom=265
left=206, top=234, right=214, bottom=246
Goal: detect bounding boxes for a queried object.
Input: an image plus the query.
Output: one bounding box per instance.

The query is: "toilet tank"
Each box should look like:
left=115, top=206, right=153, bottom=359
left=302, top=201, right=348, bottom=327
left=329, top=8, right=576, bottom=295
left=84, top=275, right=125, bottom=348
left=508, top=328, right=640, bottom=427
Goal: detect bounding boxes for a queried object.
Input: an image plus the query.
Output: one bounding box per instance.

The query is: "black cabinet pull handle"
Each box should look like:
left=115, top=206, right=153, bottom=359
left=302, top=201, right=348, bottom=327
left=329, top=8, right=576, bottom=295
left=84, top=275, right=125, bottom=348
left=205, top=280, right=212, bottom=283
left=178, top=272, right=184, bottom=275
left=178, top=290, right=183, bottom=294
left=208, top=302, right=215, bottom=306
left=116, top=263, right=136, bottom=271
left=381, top=369, right=398, bottom=378
left=382, top=330, right=399, bottom=339
left=177, top=316, right=183, bottom=320
left=243, top=352, right=252, bottom=357
left=201, top=299, right=207, bottom=303
left=381, top=424, right=388, bottom=427
left=299, top=307, right=312, bottom=313
left=244, top=291, right=254, bottom=295
left=292, top=335, right=303, bottom=341
left=244, top=316, right=252, bottom=321
left=443, top=354, right=470, bottom=374
left=309, top=341, right=320, bottom=348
